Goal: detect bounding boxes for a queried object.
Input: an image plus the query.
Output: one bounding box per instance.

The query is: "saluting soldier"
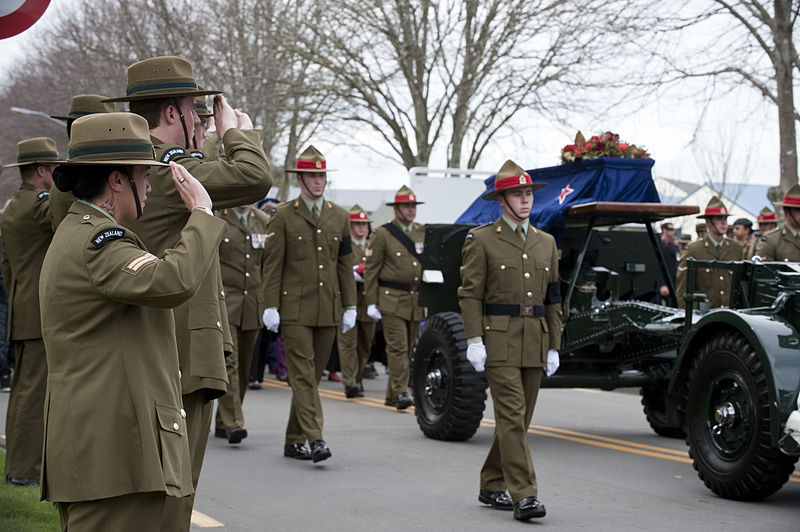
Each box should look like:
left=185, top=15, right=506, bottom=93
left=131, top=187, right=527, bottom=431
left=756, top=206, right=777, bottom=235
left=338, top=204, right=377, bottom=398
left=262, top=145, right=356, bottom=463
left=213, top=204, right=270, bottom=445
left=1, top=137, right=62, bottom=486
left=105, top=55, right=272, bottom=529
left=458, top=160, right=561, bottom=521
left=676, top=196, right=744, bottom=308
left=755, top=185, right=800, bottom=262
left=49, top=93, right=116, bottom=228
left=364, top=185, right=426, bottom=410
left=40, top=112, right=227, bottom=530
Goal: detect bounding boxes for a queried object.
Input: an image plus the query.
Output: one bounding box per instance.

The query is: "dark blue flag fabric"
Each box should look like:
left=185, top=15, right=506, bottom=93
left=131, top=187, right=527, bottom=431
left=455, top=157, right=660, bottom=243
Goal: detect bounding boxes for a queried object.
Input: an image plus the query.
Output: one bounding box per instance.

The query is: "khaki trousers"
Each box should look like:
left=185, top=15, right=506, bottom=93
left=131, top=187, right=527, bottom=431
left=161, top=389, right=212, bottom=532
left=338, top=320, right=376, bottom=387
left=481, top=366, right=543, bottom=503
left=56, top=491, right=167, bottom=532
left=4, top=338, right=47, bottom=481
left=381, top=315, right=419, bottom=399
left=282, top=324, right=336, bottom=444
left=215, top=325, right=258, bottom=432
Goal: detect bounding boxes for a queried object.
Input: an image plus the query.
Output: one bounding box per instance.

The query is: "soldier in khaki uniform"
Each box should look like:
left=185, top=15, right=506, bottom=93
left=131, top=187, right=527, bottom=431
left=695, top=222, right=707, bottom=241
left=106, top=56, right=272, bottom=529
left=40, top=112, right=227, bottom=531
left=458, top=160, right=561, bottom=521
left=756, top=206, right=777, bottom=235
left=1, top=137, right=62, bottom=485
left=262, top=145, right=356, bottom=463
left=755, top=185, right=800, bottom=262
left=48, top=94, right=116, bottom=228
left=676, top=196, right=744, bottom=308
left=213, top=205, right=270, bottom=444
left=338, top=204, right=376, bottom=398
left=364, top=185, right=426, bottom=410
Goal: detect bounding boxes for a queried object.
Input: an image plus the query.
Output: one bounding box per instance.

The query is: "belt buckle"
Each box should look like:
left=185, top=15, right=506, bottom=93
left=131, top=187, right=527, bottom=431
left=520, top=304, right=534, bottom=317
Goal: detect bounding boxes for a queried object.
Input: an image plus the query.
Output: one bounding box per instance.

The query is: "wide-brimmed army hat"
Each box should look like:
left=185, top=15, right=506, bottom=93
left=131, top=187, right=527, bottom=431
left=757, top=207, right=777, bottom=223
left=695, top=222, right=707, bottom=232
left=679, top=233, right=692, bottom=243
left=775, top=184, right=800, bottom=208
left=349, top=204, right=372, bottom=222
left=56, top=112, right=168, bottom=167
left=386, top=185, right=424, bottom=206
left=105, top=56, right=221, bottom=103
left=50, top=94, right=115, bottom=121
left=482, top=160, right=545, bottom=201
left=286, top=145, right=336, bottom=173
left=696, top=196, right=731, bottom=219
left=3, top=137, right=64, bottom=168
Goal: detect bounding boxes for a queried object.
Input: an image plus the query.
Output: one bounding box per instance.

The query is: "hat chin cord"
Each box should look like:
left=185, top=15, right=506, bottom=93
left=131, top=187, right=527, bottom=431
left=501, top=192, right=528, bottom=224
left=173, top=98, right=191, bottom=149
left=125, top=168, right=143, bottom=220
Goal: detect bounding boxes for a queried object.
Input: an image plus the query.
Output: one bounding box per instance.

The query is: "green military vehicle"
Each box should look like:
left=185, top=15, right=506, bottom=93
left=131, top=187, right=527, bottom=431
left=410, top=160, right=800, bottom=501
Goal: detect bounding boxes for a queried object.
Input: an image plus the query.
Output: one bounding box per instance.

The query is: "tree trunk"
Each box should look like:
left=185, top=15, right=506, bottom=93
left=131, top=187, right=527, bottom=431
left=773, top=0, right=798, bottom=194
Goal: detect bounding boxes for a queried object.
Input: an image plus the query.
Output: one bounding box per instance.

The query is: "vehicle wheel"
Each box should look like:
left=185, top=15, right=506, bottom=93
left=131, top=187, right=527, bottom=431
left=640, top=384, right=685, bottom=438
left=685, top=331, right=798, bottom=500
left=412, top=312, right=487, bottom=441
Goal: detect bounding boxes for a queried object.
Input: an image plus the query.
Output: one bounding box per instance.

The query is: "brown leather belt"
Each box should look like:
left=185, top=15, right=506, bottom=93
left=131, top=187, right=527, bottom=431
left=484, top=303, right=545, bottom=318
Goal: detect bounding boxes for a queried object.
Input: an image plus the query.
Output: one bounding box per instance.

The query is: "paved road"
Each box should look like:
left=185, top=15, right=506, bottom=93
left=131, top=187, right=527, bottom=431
left=2, top=369, right=798, bottom=531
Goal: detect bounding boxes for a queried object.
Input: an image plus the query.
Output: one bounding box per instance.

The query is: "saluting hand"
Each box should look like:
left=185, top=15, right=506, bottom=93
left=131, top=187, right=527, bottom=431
left=170, top=162, right=213, bottom=212
left=234, top=109, right=253, bottom=130
left=213, top=95, right=237, bottom=140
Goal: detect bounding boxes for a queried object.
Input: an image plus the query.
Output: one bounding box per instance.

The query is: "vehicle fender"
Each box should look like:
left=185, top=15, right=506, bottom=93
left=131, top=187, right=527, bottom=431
left=670, top=309, right=800, bottom=445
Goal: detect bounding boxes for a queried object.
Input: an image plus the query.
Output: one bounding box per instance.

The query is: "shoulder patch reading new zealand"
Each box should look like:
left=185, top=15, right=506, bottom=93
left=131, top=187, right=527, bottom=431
left=190, top=150, right=204, bottom=159
left=91, top=228, right=125, bottom=248
left=160, top=147, right=186, bottom=163
left=37, top=191, right=50, bottom=200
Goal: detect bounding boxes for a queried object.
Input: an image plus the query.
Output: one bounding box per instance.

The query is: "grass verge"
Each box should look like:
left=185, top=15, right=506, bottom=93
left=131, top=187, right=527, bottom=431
left=0, top=452, right=60, bottom=531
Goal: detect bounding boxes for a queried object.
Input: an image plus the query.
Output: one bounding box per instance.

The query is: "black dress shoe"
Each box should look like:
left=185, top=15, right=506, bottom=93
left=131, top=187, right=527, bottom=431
left=478, top=490, right=513, bottom=510
left=284, top=443, right=312, bottom=460
left=214, top=428, right=226, bottom=439
left=513, top=496, right=546, bottom=520
left=7, top=475, right=39, bottom=487
left=361, top=363, right=378, bottom=379
left=395, top=392, right=413, bottom=410
left=228, top=426, right=248, bottom=444
left=345, top=384, right=364, bottom=398
left=384, top=397, right=397, bottom=407
left=311, top=439, right=332, bottom=463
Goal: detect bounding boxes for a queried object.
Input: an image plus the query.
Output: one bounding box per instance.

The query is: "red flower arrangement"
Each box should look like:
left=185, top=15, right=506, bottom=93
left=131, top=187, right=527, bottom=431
left=561, top=131, right=649, bottom=163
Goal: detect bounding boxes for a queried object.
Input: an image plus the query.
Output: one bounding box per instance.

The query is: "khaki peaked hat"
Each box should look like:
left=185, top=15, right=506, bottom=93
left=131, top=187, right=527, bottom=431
left=58, top=112, right=168, bottom=167
left=757, top=206, right=776, bottom=222
left=349, top=204, right=371, bottom=222
left=287, top=145, right=336, bottom=173
left=696, top=196, right=731, bottom=218
left=3, top=137, right=64, bottom=168
left=50, top=94, right=115, bottom=121
left=387, top=185, right=424, bottom=206
left=105, top=56, right=221, bottom=103
left=775, top=184, right=800, bottom=208
left=482, top=159, right=545, bottom=201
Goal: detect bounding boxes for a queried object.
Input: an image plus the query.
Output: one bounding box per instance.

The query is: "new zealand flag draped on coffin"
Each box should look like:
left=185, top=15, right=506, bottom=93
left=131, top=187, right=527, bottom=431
left=455, top=158, right=660, bottom=244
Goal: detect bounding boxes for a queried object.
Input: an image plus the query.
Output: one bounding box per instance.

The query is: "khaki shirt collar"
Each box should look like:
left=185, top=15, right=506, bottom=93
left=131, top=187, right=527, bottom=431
left=77, top=199, right=117, bottom=224
left=300, top=195, right=324, bottom=215
left=233, top=206, right=251, bottom=227
left=501, top=215, right=528, bottom=239
left=395, top=219, right=413, bottom=234
left=706, top=233, right=724, bottom=248
left=786, top=223, right=800, bottom=239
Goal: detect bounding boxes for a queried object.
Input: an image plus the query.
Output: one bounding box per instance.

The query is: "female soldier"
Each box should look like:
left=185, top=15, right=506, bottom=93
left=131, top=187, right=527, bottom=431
left=38, top=112, right=227, bottom=531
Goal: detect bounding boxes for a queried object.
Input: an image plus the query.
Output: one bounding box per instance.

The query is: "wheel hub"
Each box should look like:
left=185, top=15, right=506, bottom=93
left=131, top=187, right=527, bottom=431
left=425, top=369, right=442, bottom=395
left=712, top=402, right=736, bottom=435
left=704, top=372, right=753, bottom=460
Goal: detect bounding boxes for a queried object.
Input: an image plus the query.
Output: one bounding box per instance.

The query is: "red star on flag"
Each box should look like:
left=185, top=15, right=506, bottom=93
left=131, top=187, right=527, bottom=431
left=557, top=184, right=574, bottom=205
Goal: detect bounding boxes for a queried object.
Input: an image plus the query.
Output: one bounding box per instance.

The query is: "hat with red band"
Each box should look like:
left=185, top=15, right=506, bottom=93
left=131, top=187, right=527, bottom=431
left=757, top=207, right=777, bottom=222
left=386, top=185, right=424, bottom=206
left=349, top=204, right=371, bottom=222
left=482, top=159, right=545, bottom=200
left=776, top=184, right=800, bottom=208
left=286, top=145, right=336, bottom=173
left=696, top=196, right=731, bottom=219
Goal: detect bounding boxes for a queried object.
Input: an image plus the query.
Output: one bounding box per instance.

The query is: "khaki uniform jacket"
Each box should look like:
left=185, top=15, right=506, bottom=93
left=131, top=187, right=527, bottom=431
left=364, top=220, right=426, bottom=321
left=263, top=198, right=356, bottom=326
left=123, top=129, right=272, bottom=399
left=458, top=219, right=562, bottom=367
left=676, top=235, right=744, bottom=308
left=352, top=237, right=375, bottom=323
left=218, top=207, right=270, bottom=331
left=754, top=225, right=800, bottom=262
left=48, top=187, right=74, bottom=230
left=39, top=202, right=227, bottom=502
left=0, top=183, right=53, bottom=340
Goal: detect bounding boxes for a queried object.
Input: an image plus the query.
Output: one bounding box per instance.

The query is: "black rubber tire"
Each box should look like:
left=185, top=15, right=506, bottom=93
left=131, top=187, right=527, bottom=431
left=685, top=331, right=798, bottom=500
left=640, top=384, right=685, bottom=438
left=412, top=312, right=487, bottom=441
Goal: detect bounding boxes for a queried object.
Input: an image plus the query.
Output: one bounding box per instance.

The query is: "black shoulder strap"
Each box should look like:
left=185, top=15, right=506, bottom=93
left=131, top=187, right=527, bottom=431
left=382, top=222, right=421, bottom=260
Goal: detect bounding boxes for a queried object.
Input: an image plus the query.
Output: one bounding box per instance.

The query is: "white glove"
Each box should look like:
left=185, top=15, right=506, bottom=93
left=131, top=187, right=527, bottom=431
left=353, top=270, right=364, bottom=283
left=544, top=349, right=560, bottom=377
left=466, top=342, right=487, bottom=372
left=262, top=307, right=280, bottom=332
left=367, top=304, right=382, bottom=320
left=342, top=308, right=357, bottom=333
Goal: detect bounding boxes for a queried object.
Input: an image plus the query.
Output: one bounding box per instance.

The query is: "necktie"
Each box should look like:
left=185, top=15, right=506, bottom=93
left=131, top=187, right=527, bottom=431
left=312, top=205, right=320, bottom=223
left=516, top=225, right=525, bottom=242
